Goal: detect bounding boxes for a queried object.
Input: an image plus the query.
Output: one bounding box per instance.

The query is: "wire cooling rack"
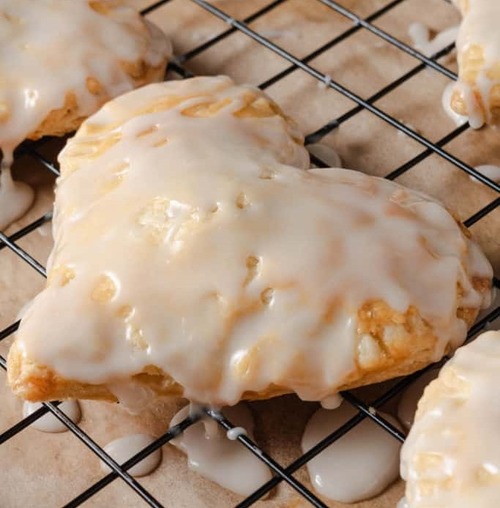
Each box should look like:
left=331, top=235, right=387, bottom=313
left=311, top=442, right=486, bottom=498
left=1, top=1, right=499, bottom=507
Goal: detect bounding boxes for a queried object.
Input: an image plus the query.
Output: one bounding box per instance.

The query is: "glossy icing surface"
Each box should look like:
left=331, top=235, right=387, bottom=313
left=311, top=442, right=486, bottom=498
left=13, top=76, right=492, bottom=406
left=0, top=0, right=171, bottom=159
left=170, top=404, right=271, bottom=496
left=102, top=433, right=162, bottom=477
left=302, top=403, right=402, bottom=503
left=401, top=331, right=500, bottom=507
left=23, top=399, right=81, bottom=433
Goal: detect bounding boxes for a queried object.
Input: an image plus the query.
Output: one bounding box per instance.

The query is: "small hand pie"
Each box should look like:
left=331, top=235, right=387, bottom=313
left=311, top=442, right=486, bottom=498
left=450, top=0, right=500, bottom=127
left=401, top=330, right=500, bottom=508
left=0, top=0, right=171, bottom=161
left=7, top=76, right=492, bottom=408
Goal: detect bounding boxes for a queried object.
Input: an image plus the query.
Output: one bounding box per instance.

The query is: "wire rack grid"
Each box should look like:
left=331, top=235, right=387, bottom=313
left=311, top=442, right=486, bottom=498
left=0, top=0, right=499, bottom=507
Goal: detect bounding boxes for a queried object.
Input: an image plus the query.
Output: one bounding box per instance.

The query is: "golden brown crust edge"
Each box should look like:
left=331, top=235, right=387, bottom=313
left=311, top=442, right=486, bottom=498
left=7, top=275, right=489, bottom=404
left=26, top=63, right=167, bottom=143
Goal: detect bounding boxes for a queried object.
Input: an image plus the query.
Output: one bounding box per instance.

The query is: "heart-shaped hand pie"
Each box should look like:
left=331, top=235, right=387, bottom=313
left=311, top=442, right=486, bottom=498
left=7, top=76, right=492, bottom=408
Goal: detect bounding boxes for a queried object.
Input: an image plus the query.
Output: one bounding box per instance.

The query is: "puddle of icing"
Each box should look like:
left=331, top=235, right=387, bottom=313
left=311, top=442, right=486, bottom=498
left=307, top=142, right=342, bottom=168
left=397, top=369, right=439, bottom=429
left=408, top=22, right=458, bottom=59
left=101, top=434, right=162, bottom=477
left=0, top=165, right=34, bottom=231
left=302, top=403, right=401, bottom=503
left=470, top=165, right=500, bottom=184
left=23, top=400, right=81, bottom=433
left=170, top=404, right=272, bottom=496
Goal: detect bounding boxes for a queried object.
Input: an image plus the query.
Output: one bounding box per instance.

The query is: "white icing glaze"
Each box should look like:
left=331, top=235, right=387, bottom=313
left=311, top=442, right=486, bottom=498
left=23, top=399, right=81, bottom=433
left=451, top=0, right=500, bottom=126
left=170, top=404, right=271, bottom=496
left=16, top=298, right=33, bottom=321
left=226, top=426, right=247, bottom=440
left=320, top=393, right=343, bottom=410
left=408, top=22, right=430, bottom=51
left=317, top=74, right=332, bottom=90
left=471, top=164, right=500, bottom=184
left=302, top=403, right=402, bottom=503
left=307, top=142, right=342, bottom=168
left=0, top=165, right=34, bottom=231
left=37, top=221, right=52, bottom=238
left=0, top=0, right=170, bottom=158
left=401, top=331, right=500, bottom=507
left=101, top=433, right=161, bottom=477
left=409, top=22, right=458, bottom=58
left=397, top=369, right=439, bottom=429
left=14, top=76, right=492, bottom=407
left=442, top=82, right=468, bottom=126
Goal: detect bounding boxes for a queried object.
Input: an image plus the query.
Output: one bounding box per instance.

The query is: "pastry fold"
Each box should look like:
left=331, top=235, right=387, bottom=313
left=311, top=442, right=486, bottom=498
left=450, top=0, right=500, bottom=127
left=7, top=76, right=492, bottom=408
left=0, top=0, right=171, bottom=158
left=401, top=330, right=500, bottom=508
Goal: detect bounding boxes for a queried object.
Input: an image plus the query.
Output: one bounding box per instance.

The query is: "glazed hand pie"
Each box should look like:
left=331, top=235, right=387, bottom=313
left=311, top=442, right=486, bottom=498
left=401, top=330, right=500, bottom=508
left=0, top=0, right=171, bottom=163
left=449, top=0, right=500, bottom=127
left=7, top=76, right=492, bottom=408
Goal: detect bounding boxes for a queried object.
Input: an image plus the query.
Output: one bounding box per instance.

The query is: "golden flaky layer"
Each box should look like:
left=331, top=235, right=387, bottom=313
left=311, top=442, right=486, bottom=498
left=6, top=76, right=492, bottom=407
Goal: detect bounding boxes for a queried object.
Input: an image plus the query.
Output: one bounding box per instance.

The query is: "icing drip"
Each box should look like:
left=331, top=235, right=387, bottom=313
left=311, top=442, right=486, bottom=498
left=14, top=77, right=492, bottom=407
left=451, top=0, right=500, bottom=127
left=101, top=434, right=162, bottom=477
left=408, top=22, right=458, bottom=59
left=397, top=369, right=439, bottom=429
left=16, top=298, right=33, bottom=321
left=23, top=400, right=81, bottom=433
left=442, top=82, right=468, bottom=126
left=302, top=403, right=402, bottom=503
left=170, top=404, right=271, bottom=496
left=471, top=165, right=500, bottom=184
left=401, top=331, right=500, bottom=507
left=226, top=427, right=247, bottom=440
left=307, top=142, right=342, bottom=168
left=320, top=393, right=343, bottom=410
left=0, top=0, right=170, bottom=157
left=0, top=163, right=34, bottom=231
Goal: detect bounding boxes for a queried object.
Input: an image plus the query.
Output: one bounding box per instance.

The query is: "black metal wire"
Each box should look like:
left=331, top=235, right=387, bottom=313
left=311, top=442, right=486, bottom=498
left=1, top=1, right=499, bottom=507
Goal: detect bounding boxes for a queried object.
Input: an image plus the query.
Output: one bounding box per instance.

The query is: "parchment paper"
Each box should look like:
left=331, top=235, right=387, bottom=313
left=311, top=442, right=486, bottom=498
left=1, top=1, right=499, bottom=507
